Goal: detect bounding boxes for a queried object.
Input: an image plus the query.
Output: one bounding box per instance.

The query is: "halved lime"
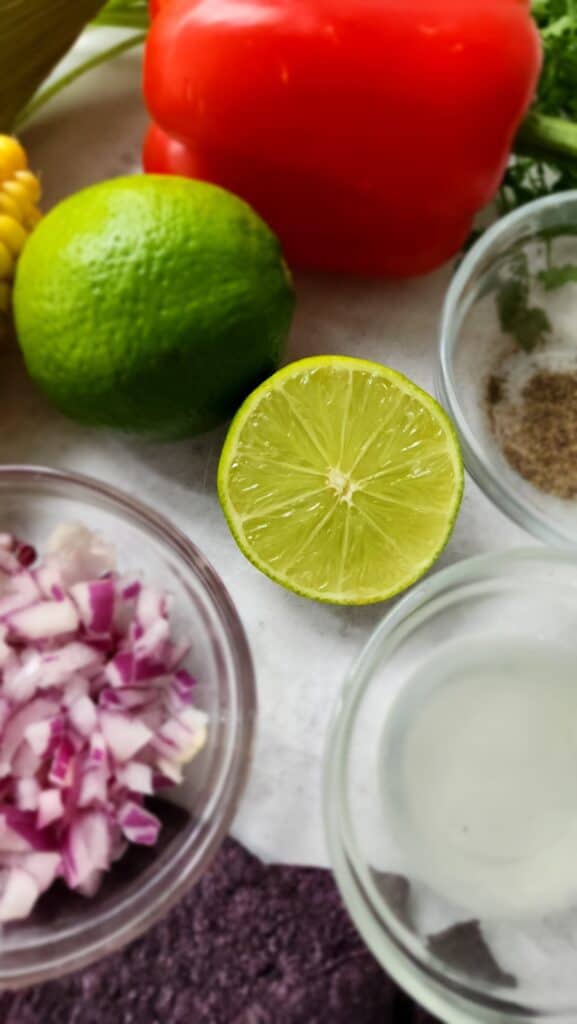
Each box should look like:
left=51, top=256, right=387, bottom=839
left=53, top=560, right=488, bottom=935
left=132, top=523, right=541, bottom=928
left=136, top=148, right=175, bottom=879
left=218, top=356, right=464, bottom=605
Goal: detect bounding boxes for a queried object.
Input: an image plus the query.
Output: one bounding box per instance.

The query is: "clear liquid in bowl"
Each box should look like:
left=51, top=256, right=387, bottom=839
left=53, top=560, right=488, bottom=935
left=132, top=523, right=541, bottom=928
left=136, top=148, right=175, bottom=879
left=381, top=637, right=577, bottom=920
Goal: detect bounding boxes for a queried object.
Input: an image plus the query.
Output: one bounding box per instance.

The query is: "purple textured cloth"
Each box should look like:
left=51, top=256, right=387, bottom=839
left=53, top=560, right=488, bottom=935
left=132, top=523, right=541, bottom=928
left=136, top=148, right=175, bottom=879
left=0, top=837, right=438, bottom=1024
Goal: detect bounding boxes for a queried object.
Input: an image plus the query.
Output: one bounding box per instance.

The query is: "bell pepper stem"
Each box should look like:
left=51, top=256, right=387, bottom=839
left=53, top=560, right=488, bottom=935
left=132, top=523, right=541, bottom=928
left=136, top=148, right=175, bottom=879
left=516, top=112, right=577, bottom=165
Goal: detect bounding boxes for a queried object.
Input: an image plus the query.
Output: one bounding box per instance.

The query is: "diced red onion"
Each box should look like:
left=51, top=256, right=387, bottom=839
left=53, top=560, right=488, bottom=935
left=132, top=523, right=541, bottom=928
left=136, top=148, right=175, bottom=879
left=174, top=668, right=196, bottom=692
left=34, top=564, right=64, bottom=601
left=48, top=737, right=76, bottom=788
left=121, top=581, right=141, bottom=601
left=69, top=695, right=97, bottom=737
left=0, top=525, right=207, bottom=920
left=47, top=524, right=116, bottom=587
left=0, top=573, right=41, bottom=620
left=37, top=789, right=64, bottom=830
left=0, top=698, right=58, bottom=773
left=14, top=543, right=36, bottom=569
left=77, top=868, right=103, bottom=898
left=118, top=800, right=161, bottom=846
left=100, top=712, right=152, bottom=763
left=166, top=642, right=191, bottom=671
left=136, top=586, right=167, bottom=630
left=134, top=618, right=170, bottom=662
left=3, top=650, right=42, bottom=703
left=87, top=732, right=107, bottom=768
left=64, top=810, right=110, bottom=887
left=12, top=742, right=40, bottom=780
left=0, top=867, right=38, bottom=921
left=61, top=674, right=90, bottom=707
left=0, top=851, right=61, bottom=893
left=0, top=809, right=49, bottom=853
left=25, top=716, right=62, bottom=758
left=155, top=758, right=183, bottom=786
left=15, top=778, right=39, bottom=812
left=116, top=762, right=153, bottom=795
left=78, top=765, right=108, bottom=808
left=70, top=579, right=115, bottom=635
left=105, top=651, right=134, bottom=688
left=35, top=643, right=103, bottom=690
left=0, top=549, right=22, bottom=576
left=8, top=599, right=79, bottom=641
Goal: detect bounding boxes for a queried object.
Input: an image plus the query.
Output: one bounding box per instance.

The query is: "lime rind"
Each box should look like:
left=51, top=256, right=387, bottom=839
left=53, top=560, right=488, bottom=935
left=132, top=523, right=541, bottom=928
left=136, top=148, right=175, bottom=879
left=218, top=356, right=464, bottom=605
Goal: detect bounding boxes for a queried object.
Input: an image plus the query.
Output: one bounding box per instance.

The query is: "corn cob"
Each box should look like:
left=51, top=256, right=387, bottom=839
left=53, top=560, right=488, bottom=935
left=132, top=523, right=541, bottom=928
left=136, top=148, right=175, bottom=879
left=0, top=135, right=42, bottom=337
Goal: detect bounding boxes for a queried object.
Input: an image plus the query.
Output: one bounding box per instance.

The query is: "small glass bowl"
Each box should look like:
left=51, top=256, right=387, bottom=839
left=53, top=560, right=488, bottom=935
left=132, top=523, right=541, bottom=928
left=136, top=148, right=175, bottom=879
left=438, top=192, right=577, bottom=546
left=0, top=465, right=256, bottom=989
left=325, top=549, right=577, bottom=1023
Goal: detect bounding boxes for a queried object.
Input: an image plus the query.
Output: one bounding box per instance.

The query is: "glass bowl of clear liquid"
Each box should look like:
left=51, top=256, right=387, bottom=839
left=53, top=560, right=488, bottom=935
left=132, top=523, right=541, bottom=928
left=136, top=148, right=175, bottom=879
left=325, top=549, right=577, bottom=1023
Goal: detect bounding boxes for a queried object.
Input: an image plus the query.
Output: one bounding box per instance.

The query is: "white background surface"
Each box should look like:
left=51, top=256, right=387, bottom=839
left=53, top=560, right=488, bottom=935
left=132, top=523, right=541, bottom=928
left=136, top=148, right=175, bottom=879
left=8, top=32, right=526, bottom=867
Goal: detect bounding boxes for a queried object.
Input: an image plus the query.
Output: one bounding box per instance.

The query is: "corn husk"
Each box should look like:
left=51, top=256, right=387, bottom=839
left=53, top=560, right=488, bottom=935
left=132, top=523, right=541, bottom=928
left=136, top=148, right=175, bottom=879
left=0, top=0, right=106, bottom=132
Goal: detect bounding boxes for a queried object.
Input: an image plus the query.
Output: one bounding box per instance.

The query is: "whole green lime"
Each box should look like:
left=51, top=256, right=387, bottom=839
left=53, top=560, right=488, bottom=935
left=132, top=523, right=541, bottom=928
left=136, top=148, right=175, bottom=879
left=13, top=175, right=295, bottom=439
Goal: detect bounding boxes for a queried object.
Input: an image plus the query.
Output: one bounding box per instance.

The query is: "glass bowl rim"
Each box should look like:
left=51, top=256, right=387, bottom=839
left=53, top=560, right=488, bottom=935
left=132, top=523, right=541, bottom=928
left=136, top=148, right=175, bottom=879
left=324, top=547, right=577, bottom=1022
left=0, top=464, right=257, bottom=986
left=437, top=190, right=577, bottom=548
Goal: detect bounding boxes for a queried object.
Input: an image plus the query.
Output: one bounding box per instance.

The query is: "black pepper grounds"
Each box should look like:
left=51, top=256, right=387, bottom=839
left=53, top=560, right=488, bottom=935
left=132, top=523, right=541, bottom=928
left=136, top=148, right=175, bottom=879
left=488, top=369, right=577, bottom=499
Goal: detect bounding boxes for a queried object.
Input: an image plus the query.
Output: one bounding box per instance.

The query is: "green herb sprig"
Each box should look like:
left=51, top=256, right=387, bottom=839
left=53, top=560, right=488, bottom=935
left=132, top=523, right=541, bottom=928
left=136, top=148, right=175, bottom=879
left=501, top=0, right=577, bottom=211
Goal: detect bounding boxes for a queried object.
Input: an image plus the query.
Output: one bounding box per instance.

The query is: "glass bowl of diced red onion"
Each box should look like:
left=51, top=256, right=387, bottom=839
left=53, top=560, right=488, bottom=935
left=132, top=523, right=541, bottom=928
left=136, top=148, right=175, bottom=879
left=0, top=465, right=256, bottom=988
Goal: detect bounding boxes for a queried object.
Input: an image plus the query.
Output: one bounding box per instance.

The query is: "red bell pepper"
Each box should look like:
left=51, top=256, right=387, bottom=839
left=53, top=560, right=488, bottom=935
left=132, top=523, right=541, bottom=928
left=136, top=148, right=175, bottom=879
left=143, top=0, right=541, bottom=278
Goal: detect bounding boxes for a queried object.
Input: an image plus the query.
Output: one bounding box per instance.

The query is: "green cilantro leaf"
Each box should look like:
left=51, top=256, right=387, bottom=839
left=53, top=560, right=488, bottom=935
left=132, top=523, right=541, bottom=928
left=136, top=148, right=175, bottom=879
left=496, top=252, right=552, bottom=352
left=537, top=263, right=577, bottom=289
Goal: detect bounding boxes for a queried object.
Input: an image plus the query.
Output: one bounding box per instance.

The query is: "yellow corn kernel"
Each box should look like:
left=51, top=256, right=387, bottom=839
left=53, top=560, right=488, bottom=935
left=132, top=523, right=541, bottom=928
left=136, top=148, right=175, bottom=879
left=0, top=241, right=14, bottom=279
left=0, top=282, right=11, bottom=315
left=0, top=215, right=27, bottom=256
left=2, top=179, right=35, bottom=211
left=0, top=136, right=27, bottom=180
left=0, top=192, right=22, bottom=220
left=0, top=186, right=36, bottom=229
left=25, top=207, right=42, bottom=230
left=14, top=170, right=41, bottom=205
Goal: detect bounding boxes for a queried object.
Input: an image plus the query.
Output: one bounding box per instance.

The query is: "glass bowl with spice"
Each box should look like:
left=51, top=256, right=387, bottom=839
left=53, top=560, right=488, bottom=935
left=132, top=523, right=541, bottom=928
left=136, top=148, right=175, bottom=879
left=438, top=191, right=577, bottom=545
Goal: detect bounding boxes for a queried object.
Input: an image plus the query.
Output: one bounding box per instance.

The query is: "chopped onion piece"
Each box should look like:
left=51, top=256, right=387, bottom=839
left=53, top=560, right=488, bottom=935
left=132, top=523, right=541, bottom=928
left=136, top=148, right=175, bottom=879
left=0, top=524, right=208, bottom=920
left=69, top=695, right=97, bottom=737
left=155, top=759, right=183, bottom=786
left=12, top=742, right=40, bottom=780
left=22, top=851, right=61, bottom=891
left=117, top=762, right=153, bottom=795
left=78, top=764, right=108, bottom=808
left=136, top=586, right=166, bottom=629
left=37, top=789, right=64, bottom=829
left=1, top=698, right=58, bottom=771
left=36, top=643, right=103, bottom=690
left=0, top=867, right=38, bottom=922
left=0, top=573, right=40, bottom=620
left=71, top=579, right=115, bottom=635
left=100, top=712, right=152, bottom=763
left=118, top=801, right=161, bottom=846
left=8, top=599, right=79, bottom=641
left=3, top=650, right=42, bottom=703
left=87, top=732, right=107, bottom=768
left=105, top=651, right=135, bottom=688
left=64, top=811, right=110, bottom=888
left=15, top=778, right=39, bottom=812
left=77, top=868, right=103, bottom=898
left=47, top=524, right=116, bottom=586
left=25, top=717, right=62, bottom=758
left=48, top=737, right=76, bottom=789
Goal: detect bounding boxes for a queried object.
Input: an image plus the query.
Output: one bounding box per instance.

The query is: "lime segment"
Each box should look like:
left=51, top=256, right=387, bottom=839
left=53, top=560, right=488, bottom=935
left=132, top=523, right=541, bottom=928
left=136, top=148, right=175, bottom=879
left=218, top=356, right=464, bottom=605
